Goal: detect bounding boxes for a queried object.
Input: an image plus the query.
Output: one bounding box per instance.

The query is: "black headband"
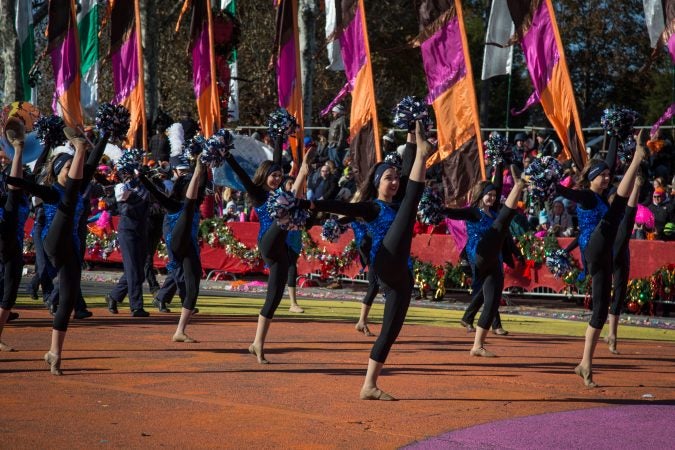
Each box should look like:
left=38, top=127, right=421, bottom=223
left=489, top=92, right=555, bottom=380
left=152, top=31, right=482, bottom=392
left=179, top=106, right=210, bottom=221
left=480, top=183, right=497, bottom=198
left=52, top=153, right=73, bottom=177
left=587, top=162, right=609, bottom=181
left=373, top=163, right=395, bottom=188
left=266, top=163, right=282, bottom=178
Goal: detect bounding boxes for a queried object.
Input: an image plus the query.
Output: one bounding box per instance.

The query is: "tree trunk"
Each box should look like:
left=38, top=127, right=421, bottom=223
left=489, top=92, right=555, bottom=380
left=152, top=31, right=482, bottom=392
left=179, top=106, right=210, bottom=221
left=0, top=0, right=21, bottom=104
left=298, top=0, right=318, bottom=130
left=141, top=0, right=160, bottom=129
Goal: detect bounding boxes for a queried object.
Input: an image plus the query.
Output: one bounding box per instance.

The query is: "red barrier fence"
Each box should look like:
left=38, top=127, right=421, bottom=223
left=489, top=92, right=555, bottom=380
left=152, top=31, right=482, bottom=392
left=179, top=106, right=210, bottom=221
left=26, top=219, right=675, bottom=294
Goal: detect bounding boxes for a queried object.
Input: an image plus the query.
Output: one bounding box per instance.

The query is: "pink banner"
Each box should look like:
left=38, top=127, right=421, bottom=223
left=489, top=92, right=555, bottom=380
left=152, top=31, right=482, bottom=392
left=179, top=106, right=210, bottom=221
left=420, top=16, right=466, bottom=104
left=192, top=26, right=211, bottom=99
left=112, top=29, right=139, bottom=104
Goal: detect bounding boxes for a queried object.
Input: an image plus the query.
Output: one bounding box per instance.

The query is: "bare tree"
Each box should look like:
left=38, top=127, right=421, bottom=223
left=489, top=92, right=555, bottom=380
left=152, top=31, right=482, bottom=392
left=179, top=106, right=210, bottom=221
left=298, top=0, right=318, bottom=129
left=0, top=0, right=20, bottom=103
left=140, top=0, right=160, bottom=127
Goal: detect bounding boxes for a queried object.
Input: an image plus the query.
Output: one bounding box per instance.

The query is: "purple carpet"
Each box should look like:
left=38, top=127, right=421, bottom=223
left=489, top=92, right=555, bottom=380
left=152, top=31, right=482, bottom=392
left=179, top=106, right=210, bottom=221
left=406, top=405, right=675, bottom=449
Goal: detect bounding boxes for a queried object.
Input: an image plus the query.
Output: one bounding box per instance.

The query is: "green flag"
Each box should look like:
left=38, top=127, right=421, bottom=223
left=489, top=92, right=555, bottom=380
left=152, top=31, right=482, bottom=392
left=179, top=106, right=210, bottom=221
left=15, top=0, right=35, bottom=102
left=77, top=0, right=99, bottom=119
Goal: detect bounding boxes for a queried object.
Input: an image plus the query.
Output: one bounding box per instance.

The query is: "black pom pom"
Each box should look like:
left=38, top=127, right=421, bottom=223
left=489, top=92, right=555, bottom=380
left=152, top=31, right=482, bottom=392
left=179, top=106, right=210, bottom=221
left=267, top=108, right=298, bottom=142
left=96, top=103, right=131, bottom=141
left=33, top=115, right=65, bottom=150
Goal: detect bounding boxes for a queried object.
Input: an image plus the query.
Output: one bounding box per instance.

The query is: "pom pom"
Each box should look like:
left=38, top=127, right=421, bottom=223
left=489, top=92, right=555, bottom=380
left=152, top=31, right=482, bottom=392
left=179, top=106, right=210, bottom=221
left=417, top=187, right=445, bottom=225
left=484, top=133, right=511, bottom=167
left=200, top=128, right=234, bottom=168
left=267, top=108, right=298, bottom=142
left=95, top=103, right=131, bottom=141
left=635, top=204, right=655, bottom=228
left=392, top=96, right=432, bottom=132
left=383, top=151, right=402, bottom=168
left=167, top=123, right=185, bottom=157
left=618, top=135, right=636, bottom=164
left=33, top=115, right=65, bottom=150
left=523, top=155, right=563, bottom=200
left=600, top=106, right=638, bottom=141
left=321, top=217, right=347, bottom=242
left=184, top=135, right=207, bottom=162
left=267, top=188, right=310, bottom=231
left=545, top=249, right=573, bottom=278
left=114, top=148, right=144, bottom=174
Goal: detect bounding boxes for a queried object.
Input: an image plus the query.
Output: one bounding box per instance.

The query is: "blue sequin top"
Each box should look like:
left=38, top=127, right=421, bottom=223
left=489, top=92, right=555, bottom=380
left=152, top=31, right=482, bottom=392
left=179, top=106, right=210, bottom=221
left=286, top=230, right=302, bottom=254
left=254, top=192, right=272, bottom=243
left=0, top=195, right=30, bottom=247
left=366, top=200, right=412, bottom=269
left=576, top=192, right=608, bottom=257
left=42, top=184, right=85, bottom=253
left=164, top=206, right=201, bottom=272
left=351, top=220, right=367, bottom=247
left=465, top=209, right=501, bottom=267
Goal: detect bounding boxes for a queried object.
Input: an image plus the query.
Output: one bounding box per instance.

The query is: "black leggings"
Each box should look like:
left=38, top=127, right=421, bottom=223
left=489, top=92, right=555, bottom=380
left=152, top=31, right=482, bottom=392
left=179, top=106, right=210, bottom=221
left=585, top=196, right=628, bottom=329
left=170, top=200, right=201, bottom=311
left=259, top=222, right=289, bottom=319
left=362, top=265, right=379, bottom=306
left=0, top=191, right=24, bottom=310
left=370, top=180, right=424, bottom=363
left=611, top=205, right=636, bottom=317
left=473, top=206, right=517, bottom=330
left=44, top=177, right=82, bottom=332
left=461, top=275, right=502, bottom=330
left=287, top=249, right=299, bottom=288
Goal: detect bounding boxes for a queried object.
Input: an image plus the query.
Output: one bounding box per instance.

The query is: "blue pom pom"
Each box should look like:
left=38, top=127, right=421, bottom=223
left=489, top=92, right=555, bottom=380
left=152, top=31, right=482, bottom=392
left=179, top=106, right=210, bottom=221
left=484, top=133, right=510, bottom=167
left=200, top=129, right=234, bottom=168
left=321, top=217, right=347, bottom=242
left=95, top=103, right=131, bottom=141
left=600, top=106, right=638, bottom=141
left=33, top=115, right=65, bottom=150
left=184, top=135, right=207, bottom=162
left=115, top=148, right=144, bottom=174
left=417, top=187, right=445, bottom=225
left=545, top=249, right=573, bottom=278
left=524, top=156, right=563, bottom=200
left=267, top=188, right=309, bottom=230
left=392, top=96, right=432, bottom=132
left=383, top=151, right=402, bottom=168
left=267, top=108, right=298, bottom=142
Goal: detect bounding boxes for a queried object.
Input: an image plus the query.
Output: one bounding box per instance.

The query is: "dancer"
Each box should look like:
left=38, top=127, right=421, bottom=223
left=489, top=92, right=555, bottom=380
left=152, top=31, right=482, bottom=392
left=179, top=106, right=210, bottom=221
left=223, top=137, right=312, bottom=363
left=139, top=157, right=206, bottom=342
left=607, top=176, right=641, bottom=353
left=0, top=119, right=31, bottom=351
left=556, top=132, right=646, bottom=386
left=459, top=163, right=514, bottom=336
left=462, top=166, right=526, bottom=357
left=304, top=121, right=431, bottom=400
left=8, top=126, right=108, bottom=374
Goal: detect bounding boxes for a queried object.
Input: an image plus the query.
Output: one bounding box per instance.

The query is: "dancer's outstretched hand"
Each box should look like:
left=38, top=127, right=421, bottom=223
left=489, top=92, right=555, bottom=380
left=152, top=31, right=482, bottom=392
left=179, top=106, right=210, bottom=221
left=636, top=129, right=648, bottom=161
left=415, top=121, right=433, bottom=159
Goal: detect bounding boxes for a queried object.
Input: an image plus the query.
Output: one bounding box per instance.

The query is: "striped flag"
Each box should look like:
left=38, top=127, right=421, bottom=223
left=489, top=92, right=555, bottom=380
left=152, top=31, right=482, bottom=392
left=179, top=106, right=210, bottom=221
left=15, top=0, right=36, bottom=103
left=222, top=0, right=239, bottom=122
left=46, top=0, right=83, bottom=128
left=502, top=0, right=586, bottom=169
left=645, top=0, right=675, bottom=136
left=274, top=0, right=304, bottom=163
left=177, top=0, right=220, bottom=138
left=325, top=0, right=381, bottom=183
left=415, top=0, right=485, bottom=205
left=77, top=0, right=99, bottom=120
left=109, top=0, right=147, bottom=148
left=481, top=0, right=514, bottom=80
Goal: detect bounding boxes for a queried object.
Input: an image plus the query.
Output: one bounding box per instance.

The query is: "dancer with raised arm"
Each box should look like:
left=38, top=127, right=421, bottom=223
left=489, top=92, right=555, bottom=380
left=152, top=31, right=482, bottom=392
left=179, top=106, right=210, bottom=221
left=556, top=131, right=646, bottom=386
left=0, top=119, right=31, bottom=351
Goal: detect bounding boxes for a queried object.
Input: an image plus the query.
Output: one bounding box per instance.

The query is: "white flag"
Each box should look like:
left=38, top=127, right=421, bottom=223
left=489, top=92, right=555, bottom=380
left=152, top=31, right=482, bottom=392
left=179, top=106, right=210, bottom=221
left=481, top=0, right=514, bottom=80
left=643, top=0, right=666, bottom=48
left=325, top=0, right=344, bottom=71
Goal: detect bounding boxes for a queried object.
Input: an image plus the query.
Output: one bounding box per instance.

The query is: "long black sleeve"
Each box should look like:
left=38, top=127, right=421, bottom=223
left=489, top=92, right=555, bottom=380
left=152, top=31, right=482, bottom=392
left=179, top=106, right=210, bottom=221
left=273, top=135, right=283, bottom=165
left=138, top=174, right=181, bottom=213
left=605, top=135, right=618, bottom=182
left=394, top=141, right=417, bottom=203
left=555, top=184, right=597, bottom=210
left=81, top=134, right=110, bottom=193
left=310, top=200, right=380, bottom=223
left=223, top=152, right=267, bottom=206
left=442, top=206, right=482, bottom=222
left=6, top=176, right=59, bottom=204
